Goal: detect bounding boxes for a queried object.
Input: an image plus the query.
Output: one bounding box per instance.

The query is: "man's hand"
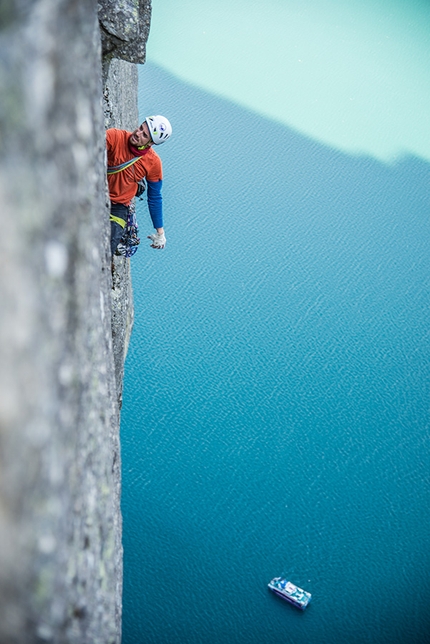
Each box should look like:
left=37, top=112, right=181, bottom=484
left=147, top=230, right=166, bottom=249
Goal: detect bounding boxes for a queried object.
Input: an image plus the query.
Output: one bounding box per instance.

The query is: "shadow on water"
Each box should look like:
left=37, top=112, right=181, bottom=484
left=121, top=63, right=430, bottom=644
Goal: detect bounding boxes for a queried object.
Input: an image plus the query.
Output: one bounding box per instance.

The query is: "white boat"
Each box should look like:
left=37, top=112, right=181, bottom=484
left=268, top=577, right=311, bottom=610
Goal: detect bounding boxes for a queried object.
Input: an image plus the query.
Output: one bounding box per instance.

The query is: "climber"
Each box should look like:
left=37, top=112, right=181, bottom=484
left=106, top=115, right=172, bottom=255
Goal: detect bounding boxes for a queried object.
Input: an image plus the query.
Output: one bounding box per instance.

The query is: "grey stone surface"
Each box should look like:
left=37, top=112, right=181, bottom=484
left=103, top=57, right=139, bottom=407
left=99, top=0, right=151, bottom=63
left=0, top=1, right=146, bottom=642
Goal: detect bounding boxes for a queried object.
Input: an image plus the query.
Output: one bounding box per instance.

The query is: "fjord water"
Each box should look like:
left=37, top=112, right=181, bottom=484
left=121, top=2, right=430, bottom=642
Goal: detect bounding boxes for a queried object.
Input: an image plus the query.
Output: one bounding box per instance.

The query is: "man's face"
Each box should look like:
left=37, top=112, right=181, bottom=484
left=130, top=122, right=153, bottom=148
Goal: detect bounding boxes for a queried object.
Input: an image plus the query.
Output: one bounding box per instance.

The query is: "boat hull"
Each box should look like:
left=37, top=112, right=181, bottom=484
left=268, top=578, right=311, bottom=610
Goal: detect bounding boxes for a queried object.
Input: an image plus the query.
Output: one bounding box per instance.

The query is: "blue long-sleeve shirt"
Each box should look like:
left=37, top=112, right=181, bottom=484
left=147, top=179, right=163, bottom=229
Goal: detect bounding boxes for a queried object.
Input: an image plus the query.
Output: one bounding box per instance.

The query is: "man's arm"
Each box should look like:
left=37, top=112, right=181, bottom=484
left=106, top=128, right=115, bottom=155
left=146, top=180, right=165, bottom=249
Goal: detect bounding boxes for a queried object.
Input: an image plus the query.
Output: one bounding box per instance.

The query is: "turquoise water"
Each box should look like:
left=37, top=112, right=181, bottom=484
left=121, top=2, right=430, bottom=642
left=146, top=0, right=430, bottom=163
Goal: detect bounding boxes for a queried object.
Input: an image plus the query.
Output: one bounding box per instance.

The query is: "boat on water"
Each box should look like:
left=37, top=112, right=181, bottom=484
left=268, top=577, right=311, bottom=610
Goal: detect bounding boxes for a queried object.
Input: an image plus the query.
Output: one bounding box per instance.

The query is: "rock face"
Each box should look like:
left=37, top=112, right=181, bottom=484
left=0, top=1, right=147, bottom=642
left=99, top=0, right=151, bottom=63
left=103, top=58, right=139, bottom=407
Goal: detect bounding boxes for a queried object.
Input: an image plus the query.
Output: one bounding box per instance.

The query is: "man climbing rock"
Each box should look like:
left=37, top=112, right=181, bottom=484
left=106, top=115, right=172, bottom=255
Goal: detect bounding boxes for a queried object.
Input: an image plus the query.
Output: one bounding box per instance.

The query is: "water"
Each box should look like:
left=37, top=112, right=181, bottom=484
left=145, top=0, right=430, bottom=163
left=120, top=2, right=430, bottom=642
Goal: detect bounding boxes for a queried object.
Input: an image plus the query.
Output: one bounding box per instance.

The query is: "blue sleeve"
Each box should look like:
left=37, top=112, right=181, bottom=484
left=146, top=179, right=163, bottom=229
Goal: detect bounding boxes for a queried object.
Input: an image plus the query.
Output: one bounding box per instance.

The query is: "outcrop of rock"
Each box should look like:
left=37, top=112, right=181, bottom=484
left=99, top=0, right=151, bottom=63
left=0, top=1, right=148, bottom=642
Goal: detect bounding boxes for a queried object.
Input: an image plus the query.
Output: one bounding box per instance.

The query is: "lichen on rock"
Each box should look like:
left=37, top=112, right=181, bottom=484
left=99, top=0, right=151, bottom=63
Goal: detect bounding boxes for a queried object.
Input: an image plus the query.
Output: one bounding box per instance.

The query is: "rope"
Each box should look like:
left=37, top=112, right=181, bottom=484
left=107, top=156, right=140, bottom=175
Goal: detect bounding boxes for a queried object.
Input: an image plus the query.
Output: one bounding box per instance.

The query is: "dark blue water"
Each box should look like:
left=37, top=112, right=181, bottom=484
left=120, top=63, right=430, bottom=643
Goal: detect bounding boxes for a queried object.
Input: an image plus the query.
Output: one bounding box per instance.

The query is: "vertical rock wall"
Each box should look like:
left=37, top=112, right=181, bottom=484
left=103, top=58, right=139, bottom=407
left=0, top=1, right=148, bottom=642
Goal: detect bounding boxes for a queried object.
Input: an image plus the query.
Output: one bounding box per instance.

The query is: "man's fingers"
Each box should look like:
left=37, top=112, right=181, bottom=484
left=147, top=231, right=166, bottom=249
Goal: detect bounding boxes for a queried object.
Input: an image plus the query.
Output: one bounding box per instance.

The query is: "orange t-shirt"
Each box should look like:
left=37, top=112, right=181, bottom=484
left=106, top=128, right=163, bottom=206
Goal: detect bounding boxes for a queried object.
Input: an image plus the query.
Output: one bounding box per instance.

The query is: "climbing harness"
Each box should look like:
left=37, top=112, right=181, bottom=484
left=109, top=214, right=126, bottom=229
left=115, top=203, right=141, bottom=257
left=108, top=156, right=144, bottom=256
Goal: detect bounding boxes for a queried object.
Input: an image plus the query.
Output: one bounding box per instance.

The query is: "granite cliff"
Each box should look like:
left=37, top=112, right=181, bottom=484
left=0, top=1, right=149, bottom=641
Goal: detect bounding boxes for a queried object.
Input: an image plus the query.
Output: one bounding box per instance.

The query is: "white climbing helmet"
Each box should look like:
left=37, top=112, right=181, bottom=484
left=145, top=115, right=172, bottom=145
